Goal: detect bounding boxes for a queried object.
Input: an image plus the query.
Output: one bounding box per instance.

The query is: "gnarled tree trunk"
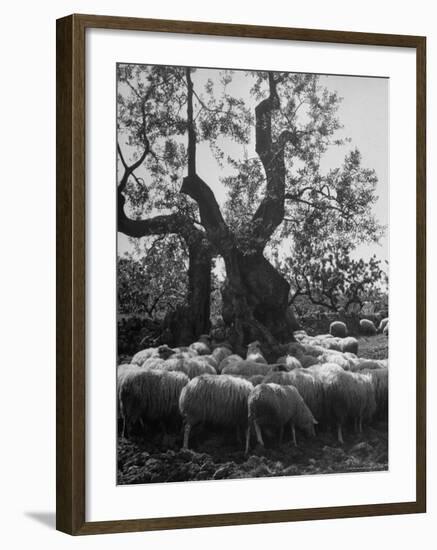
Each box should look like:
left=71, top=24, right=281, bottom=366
left=221, top=250, right=299, bottom=353
left=181, top=69, right=299, bottom=355
left=162, top=235, right=212, bottom=346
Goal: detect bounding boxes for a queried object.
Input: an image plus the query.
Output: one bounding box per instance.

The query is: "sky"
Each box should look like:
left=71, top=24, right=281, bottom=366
left=118, top=66, right=389, bottom=266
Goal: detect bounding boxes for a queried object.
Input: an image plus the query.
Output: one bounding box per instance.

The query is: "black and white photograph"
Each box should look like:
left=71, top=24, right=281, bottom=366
left=116, top=63, right=389, bottom=485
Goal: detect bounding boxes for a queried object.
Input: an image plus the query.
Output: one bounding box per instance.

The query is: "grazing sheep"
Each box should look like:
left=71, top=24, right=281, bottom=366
left=131, top=345, right=174, bottom=366
left=262, top=370, right=296, bottom=386
left=350, top=359, right=382, bottom=372
left=246, top=341, right=268, bottom=364
left=286, top=342, right=307, bottom=357
left=310, top=366, right=375, bottom=443
left=172, top=349, right=198, bottom=360
left=293, top=330, right=308, bottom=341
left=212, top=340, right=233, bottom=351
left=307, top=363, right=344, bottom=377
left=157, top=344, right=176, bottom=360
left=222, top=360, right=272, bottom=377
left=319, top=352, right=350, bottom=370
left=262, top=369, right=324, bottom=421
left=323, top=338, right=342, bottom=352
left=248, top=374, right=265, bottom=386
left=117, top=363, right=137, bottom=385
left=172, top=346, right=191, bottom=353
left=378, top=317, right=389, bottom=333
left=246, top=383, right=317, bottom=452
left=142, top=357, right=166, bottom=370
left=179, top=374, right=253, bottom=449
left=218, top=353, right=243, bottom=374
left=116, top=363, right=138, bottom=420
left=340, top=337, right=359, bottom=355
left=360, top=366, right=388, bottom=417
left=276, top=355, right=303, bottom=370
left=330, top=321, right=348, bottom=338
left=299, top=354, right=320, bottom=368
left=178, top=357, right=217, bottom=379
left=199, top=355, right=219, bottom=369
left=212, top=346, right=232, bottom=365
left=131, top=347, right=158, bottom=366
left=189, top=341, right=211, bottom=356
left=359, top=319, right=377, bottom=336
left=303, top=344, right=325, bottom=357
left=119, top=368, right=189, bottom=438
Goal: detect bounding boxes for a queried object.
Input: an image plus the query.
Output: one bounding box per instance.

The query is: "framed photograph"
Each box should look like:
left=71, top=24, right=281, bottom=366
left=56, top=14, right=426, bottom=535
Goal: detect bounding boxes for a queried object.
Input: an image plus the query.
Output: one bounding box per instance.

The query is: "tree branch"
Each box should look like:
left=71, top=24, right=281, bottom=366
left=250, top=72, right=287, bottom=249
left=179, top=67, right=231, bottom=249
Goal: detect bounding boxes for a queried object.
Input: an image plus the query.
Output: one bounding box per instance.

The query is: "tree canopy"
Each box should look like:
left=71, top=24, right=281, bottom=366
left=117, top=63, right=387, bottom=349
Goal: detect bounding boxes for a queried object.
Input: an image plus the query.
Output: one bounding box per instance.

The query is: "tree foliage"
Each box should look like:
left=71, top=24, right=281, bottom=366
left=117, top=235, right=188, bottom=317
left=116, top=64, right=387, bottom=346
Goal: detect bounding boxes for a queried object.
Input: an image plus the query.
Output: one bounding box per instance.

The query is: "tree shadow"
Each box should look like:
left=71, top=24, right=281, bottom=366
left=25, top=511, right=56, bottom=529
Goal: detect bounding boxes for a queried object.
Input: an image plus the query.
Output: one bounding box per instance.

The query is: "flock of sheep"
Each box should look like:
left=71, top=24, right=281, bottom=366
left=117, top=317, right=388, bottom=454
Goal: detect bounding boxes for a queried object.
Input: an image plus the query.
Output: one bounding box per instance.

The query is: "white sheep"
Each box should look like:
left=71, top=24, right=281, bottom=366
left=141, top=357, right=166, bottom=370
left=218, top=353, right=243, bottom=374
left=378, top=317, right=389, bottom=333
left=330, top=321, right=348, bottom=338
left=302, top=344, right=325, bottom=357
left=319, top=352, right=350, bottom=370
left=131, top=347, right=158, bottom=366
left=262, top=368, right=324, bottom=421
left=361, top=366, right=388, bottom=419
left=131, top=344, right=175, bottom=366
left=246, top=383, right=317, bottom=452
left=275, top=355, right=303, bottom=370
left=221, top=360, right=272, bottom=377
left=359, top=318, right=377, bottom=336
left=286, top=342, right=307, bottom=357
left=309, top=365, right=375, bottom=443
left=246, top=341, right=268, bottom=364
left=189, top=340, right=211, bottom=356
left=340, top=337, right=359, bottom=355
left=293, top=330, right=308, bottom=341
left=299, top=354, right=320, bottom=368
left=212, top=346, right=232, bottom=365
left=118, top=368, right=189, bottom=438
left=179, top=374, right=253, bottom=449
left=163, top=356, right=217, bottom=379
left=350, top=359, right=382, bottom=372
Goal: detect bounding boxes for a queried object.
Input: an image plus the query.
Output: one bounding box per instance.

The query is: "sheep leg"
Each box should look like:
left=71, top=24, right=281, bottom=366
left=337, top=423, right=344, bottom=444
left=279, top=425, right=284, bottom=445
left=245, top=425, right=251, bottom=455
left=354, top=417, right=358, bottom=433
left=358, top=417, right=363, bottom=433
left=291, top=424, right=297, bottom=447
left=254, top=420, right=264, bottom=447
left=183, top=422, right=192, bottom=450
left=121, top=416, right=126, bottom=439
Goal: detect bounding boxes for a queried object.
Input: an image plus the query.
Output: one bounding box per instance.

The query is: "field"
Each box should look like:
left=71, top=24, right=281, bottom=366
left=117, top=334, right=388, bottom=485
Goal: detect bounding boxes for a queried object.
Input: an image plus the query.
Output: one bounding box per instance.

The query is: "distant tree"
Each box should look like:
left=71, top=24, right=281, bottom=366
left=117, top=235, right=188, bottom=317
left=283, top=244, right=385, bottom=312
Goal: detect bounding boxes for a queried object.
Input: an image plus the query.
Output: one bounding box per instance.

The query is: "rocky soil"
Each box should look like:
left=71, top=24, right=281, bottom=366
left=117, top=421, right=388, bottom=485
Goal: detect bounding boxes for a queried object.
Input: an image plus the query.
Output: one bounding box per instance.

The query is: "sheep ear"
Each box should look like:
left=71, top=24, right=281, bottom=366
left=313, top=419, right=319, bottom=425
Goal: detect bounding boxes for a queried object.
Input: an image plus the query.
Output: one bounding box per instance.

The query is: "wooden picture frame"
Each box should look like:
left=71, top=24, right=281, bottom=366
left=56, top=13, right=426, bottom=535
